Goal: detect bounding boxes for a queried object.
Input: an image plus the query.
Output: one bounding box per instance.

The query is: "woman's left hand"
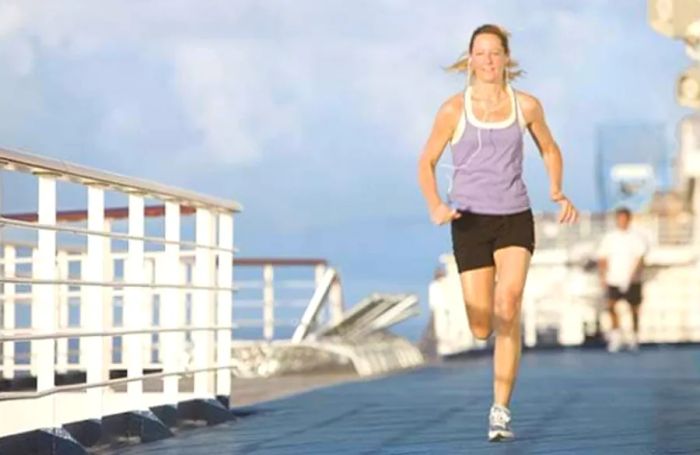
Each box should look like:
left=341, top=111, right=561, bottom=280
left=551, top=190, right=578, bottom=224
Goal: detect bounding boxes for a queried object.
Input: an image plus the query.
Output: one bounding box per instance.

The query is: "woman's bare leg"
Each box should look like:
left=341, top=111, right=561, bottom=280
left=459, top=266, right=496, bottom=340
left=492, top=246, right=531, bottom=407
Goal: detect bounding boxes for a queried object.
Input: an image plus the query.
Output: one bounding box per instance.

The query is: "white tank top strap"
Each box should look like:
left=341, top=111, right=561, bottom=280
left=512, top=87, right=527, bottom=132
left=451, top=84, right=524, bottom=145
left=450, top=102, right=467, bottom=145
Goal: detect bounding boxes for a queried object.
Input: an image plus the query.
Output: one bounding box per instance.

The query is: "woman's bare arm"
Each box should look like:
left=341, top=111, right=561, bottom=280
left=417, top=94, right=463, bottom=225
left=519, top=92, right=578, bottom=223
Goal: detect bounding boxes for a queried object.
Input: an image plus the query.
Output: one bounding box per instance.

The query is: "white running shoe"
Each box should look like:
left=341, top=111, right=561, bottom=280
left=488, top=404, right=514, bottom=442
left=607, top=329, right=622, bottom=353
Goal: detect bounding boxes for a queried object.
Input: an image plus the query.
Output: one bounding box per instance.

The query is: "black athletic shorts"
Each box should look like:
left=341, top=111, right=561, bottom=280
left=450, top=208, right=535, bottom=273
left=607, top=283, right=643, bottom=306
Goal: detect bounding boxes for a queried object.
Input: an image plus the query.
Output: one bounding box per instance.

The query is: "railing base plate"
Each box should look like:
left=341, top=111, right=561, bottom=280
left=177, top=398, right=232, bottom=426
left=101, top=409, right=172, bottom=444
left=0, top=427, right=86, bottom=455
left=150, top=404, right=178, bottom=428
left=63, top=418, right=101, bottom=448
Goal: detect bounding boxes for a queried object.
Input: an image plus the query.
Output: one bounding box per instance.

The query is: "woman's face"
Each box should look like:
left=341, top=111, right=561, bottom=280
left=469, top=33, right=508, bottom=83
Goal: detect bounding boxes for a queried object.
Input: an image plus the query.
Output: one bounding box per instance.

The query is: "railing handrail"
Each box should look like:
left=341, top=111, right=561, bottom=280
left=0, top=216, right=238, bottom=254
left=0, top=146, right=242, bottom=212
left=235, top=258, right=328, bottom=267
left=2, top=205, right=196, bottom=223
left=0, top=363, right=246, bottom=402
left=0, top=276, right=238, bottom=292
left=0, top=325, right=237, bottom=342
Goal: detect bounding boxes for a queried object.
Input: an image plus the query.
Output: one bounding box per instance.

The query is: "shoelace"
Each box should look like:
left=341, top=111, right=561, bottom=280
left=490, top=406, right=511, bottom=426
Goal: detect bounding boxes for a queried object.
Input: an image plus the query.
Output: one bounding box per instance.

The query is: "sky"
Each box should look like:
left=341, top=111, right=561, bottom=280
left=0, top=0, right=692, bottom=339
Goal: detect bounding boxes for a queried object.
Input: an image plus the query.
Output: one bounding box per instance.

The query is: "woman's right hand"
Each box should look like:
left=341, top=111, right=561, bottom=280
left=430, top=203, right=461, bottom=226
left=550, top=190, right=578, bottom=224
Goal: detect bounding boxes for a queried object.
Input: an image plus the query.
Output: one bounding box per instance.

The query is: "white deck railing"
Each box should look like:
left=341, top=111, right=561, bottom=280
left=0, top=146, right=241, bottom=438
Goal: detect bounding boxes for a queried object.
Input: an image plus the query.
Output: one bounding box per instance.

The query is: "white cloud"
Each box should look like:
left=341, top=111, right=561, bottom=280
left=0, top=2, right=22, bottom=38
left=0, top=0, right=314, bottom=165
left=171, top=40, right=310, bottom=165
left=0, top=37, right=33, bottom=76
left=0, top=0, right=688, bottom=210
left=99, top=104, right=144, bottom=141
left=0, top=0, right=495, bottom=165
left=173, top=44, right=260, bottom=165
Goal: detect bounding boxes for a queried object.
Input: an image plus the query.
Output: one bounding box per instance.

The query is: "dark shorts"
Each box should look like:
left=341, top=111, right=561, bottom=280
left=607, top=283, right=643, bottom=305
left=450, top=209, right=535, bottom=273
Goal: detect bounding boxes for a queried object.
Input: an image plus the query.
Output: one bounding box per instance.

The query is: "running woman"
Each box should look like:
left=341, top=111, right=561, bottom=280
left=417, top=24, right=578, bottom=442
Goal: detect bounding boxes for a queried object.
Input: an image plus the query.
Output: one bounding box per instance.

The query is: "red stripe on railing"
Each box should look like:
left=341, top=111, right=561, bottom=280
left=1, top=205, right=197, bottom=222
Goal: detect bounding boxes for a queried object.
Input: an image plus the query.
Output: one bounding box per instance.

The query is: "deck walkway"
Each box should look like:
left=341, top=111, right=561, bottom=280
left=110, top=345, right=700, bottom=454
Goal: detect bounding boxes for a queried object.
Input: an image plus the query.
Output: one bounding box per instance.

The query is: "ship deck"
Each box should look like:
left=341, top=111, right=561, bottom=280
left=108, top=345, right=700, bottom=454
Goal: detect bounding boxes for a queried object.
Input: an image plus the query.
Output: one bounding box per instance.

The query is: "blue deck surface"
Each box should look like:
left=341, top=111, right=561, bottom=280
left=111, top=346, right=700, bottom=454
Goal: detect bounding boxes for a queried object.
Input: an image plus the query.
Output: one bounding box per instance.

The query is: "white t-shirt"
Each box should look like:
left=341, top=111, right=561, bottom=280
left=596, top=228, right=649, bottom=290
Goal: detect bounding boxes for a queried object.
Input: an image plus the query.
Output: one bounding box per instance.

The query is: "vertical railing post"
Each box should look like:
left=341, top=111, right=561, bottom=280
left=77, top=256, right=88, bottom=372
left=85, top=184, right=106, bottom=419
left=125, top=193, right=145, bottom=408
left=30, top=247, right=39, bottom=378
left=193, top=208, right=214, bottom=396
left=35, top=174, right=57, bottom=427
left=181, top=259, right=192, bottom=369
left=101, top=219, right=113, bottom=382
left=144, top=258, right=155, bottom=368
left=216, top=212, right=233, bottom=400
left=2, top=245, right=16, bottom=379
left=55, top=251, right=69, bottom=374
left=159, top=201, right=181, bottom=402
left=263, top=265, right=274, bottom=341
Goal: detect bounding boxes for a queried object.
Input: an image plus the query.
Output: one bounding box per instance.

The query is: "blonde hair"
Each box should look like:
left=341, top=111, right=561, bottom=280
left=446, top=24, right=524, bottom=82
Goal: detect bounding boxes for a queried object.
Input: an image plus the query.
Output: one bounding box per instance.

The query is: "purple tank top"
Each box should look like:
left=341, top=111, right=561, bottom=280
left=449, top=86, right=531, bottom=214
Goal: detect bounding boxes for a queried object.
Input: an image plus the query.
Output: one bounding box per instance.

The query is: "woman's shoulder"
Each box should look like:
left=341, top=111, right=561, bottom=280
left=441, top=91, right=465, bottom=113
left=513, top=89, right=542, bottom=114
left=437, top=92, right=464, bottom=119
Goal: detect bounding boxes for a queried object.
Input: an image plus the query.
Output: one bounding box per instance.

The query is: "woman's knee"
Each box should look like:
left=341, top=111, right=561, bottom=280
left=465, top=303, right=492, bottom=340
left=494, top=287, right=523, bottom=326
left=469, top=321, right=492, bottom=340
